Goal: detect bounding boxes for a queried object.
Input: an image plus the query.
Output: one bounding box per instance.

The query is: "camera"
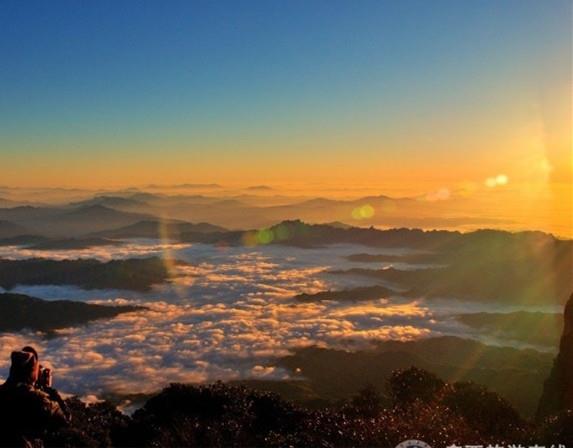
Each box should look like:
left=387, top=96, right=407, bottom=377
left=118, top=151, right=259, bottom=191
left=37, top=365, right=52, bottom=388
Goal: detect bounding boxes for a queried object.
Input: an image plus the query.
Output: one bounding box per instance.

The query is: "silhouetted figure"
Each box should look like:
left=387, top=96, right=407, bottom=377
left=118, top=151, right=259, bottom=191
left=0, top=346, right=70, bottom=448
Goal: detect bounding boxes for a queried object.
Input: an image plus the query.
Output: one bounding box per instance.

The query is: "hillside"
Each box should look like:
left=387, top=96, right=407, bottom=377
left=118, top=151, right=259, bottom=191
left=538, top=293, right=573, bottom=418
left=40, top=371, right=573, bottom=447
left=0, top=256, right=170, bottom=291
left=94, top=219, right=226, bottom=239
left=69, top=195, right=149, bottom=210
left=0, top=220, right=28, bottom=238
left=276, top=336, right=553, bottom=418
left=0, top=205, right=152, bottom=237
left=0, top=293, right=144, bottom=332
left=455, top=312, right=563, bottom=347
left=28, top=237, right=122, bottom=251
left=325, top=226, right=572, bottom=305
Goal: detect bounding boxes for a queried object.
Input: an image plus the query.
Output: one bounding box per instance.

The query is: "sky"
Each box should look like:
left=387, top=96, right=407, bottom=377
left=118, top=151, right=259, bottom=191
left=0, top=0, right=570, bottom=194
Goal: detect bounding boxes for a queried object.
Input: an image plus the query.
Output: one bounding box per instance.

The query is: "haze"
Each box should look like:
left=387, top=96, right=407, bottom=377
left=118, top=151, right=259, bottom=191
left=1, top=0, right=571, bottom=237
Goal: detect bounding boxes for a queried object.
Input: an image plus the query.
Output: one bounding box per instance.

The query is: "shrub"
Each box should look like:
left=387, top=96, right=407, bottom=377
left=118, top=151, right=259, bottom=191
left=387, top=366, right=445, bottom=405
left=440, top=381, right=529, bottom=440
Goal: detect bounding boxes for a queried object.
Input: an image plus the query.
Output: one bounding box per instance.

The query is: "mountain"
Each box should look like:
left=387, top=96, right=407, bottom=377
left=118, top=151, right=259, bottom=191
left=69, top=195, right=148, bottom=210
left=328, top=226, right=573, bottom=305
left=61, top=191, right=489, bottom=231
left=0, top=292, right=144, bottom=332
left=253, top=194, right=509, bottom=230
left=40, top=205, right=154, bottom=236
left=0, top=206, right=62, bottom=222
left=61, top=204, right=148, bottom=221
left=0, top=197, right=23, bottom=207
left=0, top=235, right=51, bottom=247
left=245, top=185, right=273, bottom=191
left=127, top=192, right=165, bottom=202
left=278, top=336, right=553, bottom=417
left=261, top=220, right=460, bottom=248
left=28, top=237, right=122, bottom=251
left=456, top=311, right=563, bottom=348
left=324, top=221, right=353, bottom=229
left=145, top=183, right=222, bottom=190
left=537, top=293, right=573, bottom=418
left=0, top=234, right=120, bottom=250
left=0, top=190, right=540, bottom=232
left=0, top=220, right=29, bottom=238
left=43, top=372, right=548, bottom=447
left=27, top=189, right=518, bottom=231
left=0, top=205, right=153, bottom=237
left=0, top=256, right=171, bottom=291
left=94, top=219, right=227, bottom=239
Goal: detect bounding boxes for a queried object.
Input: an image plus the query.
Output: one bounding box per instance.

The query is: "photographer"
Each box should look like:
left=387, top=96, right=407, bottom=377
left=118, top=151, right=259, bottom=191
left=0, top=346, right=70, bottom=448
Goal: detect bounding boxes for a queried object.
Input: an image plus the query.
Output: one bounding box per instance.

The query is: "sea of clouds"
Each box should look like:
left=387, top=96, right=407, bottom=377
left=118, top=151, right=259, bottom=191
left=0, top=242, right=557, bottom=402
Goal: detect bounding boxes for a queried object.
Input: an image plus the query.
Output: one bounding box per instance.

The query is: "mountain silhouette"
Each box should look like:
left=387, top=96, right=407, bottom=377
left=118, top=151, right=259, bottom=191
left=94, top=219, right=226, bottom=239
left=0, top=292, right=143, bottom=332
left=41, top=205, right=153, bottom=236
left=537, top=292, right=573, bottom=419
left=0, top=235, right=50, bottom=246
left=28, top=237, right=121, bottom=251
left=69, top=195, right=148, bottom=210
left=0, top=205, right=152, bottom=237
left=0, top=256, right=170, bottom=291
left=0, top=220, right=28, bottom=238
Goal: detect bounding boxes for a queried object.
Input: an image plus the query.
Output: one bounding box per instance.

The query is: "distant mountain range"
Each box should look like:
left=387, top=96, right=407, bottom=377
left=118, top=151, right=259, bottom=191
left=27, top=237, right=122, bottom=251
left=0, top=189, right=519, bottom=233
left=0, top=191, right=570, bottom=307
left=0, top=220, right=29, bottom=238
left=0, top=206, right=570, bottom=304
left=0, top=203, right=218, bottom=238
left=0, top=205, right=151, bottom=237
left=93, top=219, right=226, bottom=239
left=69, top=195, right=149, bottom=210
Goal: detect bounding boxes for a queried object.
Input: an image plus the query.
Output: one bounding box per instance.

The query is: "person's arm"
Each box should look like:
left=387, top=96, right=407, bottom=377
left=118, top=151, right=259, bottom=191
left=36, top=388, right=72, bottom=427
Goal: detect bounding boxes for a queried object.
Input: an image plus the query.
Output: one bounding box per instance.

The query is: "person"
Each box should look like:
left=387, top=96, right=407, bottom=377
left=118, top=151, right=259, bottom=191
left=0, top=346, right=71, bottom=448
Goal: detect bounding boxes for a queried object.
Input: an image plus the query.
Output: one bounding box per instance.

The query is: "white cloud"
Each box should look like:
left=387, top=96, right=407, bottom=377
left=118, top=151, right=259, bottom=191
left=1, top=241, right=533, bottom=400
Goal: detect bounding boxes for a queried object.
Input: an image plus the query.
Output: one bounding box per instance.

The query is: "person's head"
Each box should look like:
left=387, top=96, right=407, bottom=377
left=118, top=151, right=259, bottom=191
left=8, top=346, right=40, bottom=385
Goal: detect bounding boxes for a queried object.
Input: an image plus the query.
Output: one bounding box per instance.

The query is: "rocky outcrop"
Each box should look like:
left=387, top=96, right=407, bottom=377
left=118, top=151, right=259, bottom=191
left=537, top=293, right=573, bottom=419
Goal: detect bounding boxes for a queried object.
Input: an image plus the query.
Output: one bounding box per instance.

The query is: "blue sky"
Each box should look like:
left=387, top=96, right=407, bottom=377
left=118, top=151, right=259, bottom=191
left=0, top=0, right=570, bottom=187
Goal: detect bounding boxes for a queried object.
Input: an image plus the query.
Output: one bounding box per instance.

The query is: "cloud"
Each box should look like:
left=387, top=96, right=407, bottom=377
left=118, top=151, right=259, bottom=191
left=0, top=295, right=437, bottom=398
left=0, top=241, right=540, bottom=400
left=0, top=240, right=190, bottom=262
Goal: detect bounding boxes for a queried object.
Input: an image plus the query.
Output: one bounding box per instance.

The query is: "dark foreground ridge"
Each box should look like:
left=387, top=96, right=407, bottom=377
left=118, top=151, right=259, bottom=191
left=0, top=293, right=144, bottom=333
left=43, top=368, right=573, bottom=447
left=3, top=295, right=573, bottom=446
left=538, top=293, right=573, bottom=419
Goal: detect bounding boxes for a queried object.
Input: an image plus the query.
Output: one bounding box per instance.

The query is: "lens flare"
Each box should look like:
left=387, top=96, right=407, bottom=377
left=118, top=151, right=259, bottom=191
left=485, top=174, right=509, bottom=188
left=351, top=204, right=375, bottom=220
left=256, top=229, right=274, bottom=244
